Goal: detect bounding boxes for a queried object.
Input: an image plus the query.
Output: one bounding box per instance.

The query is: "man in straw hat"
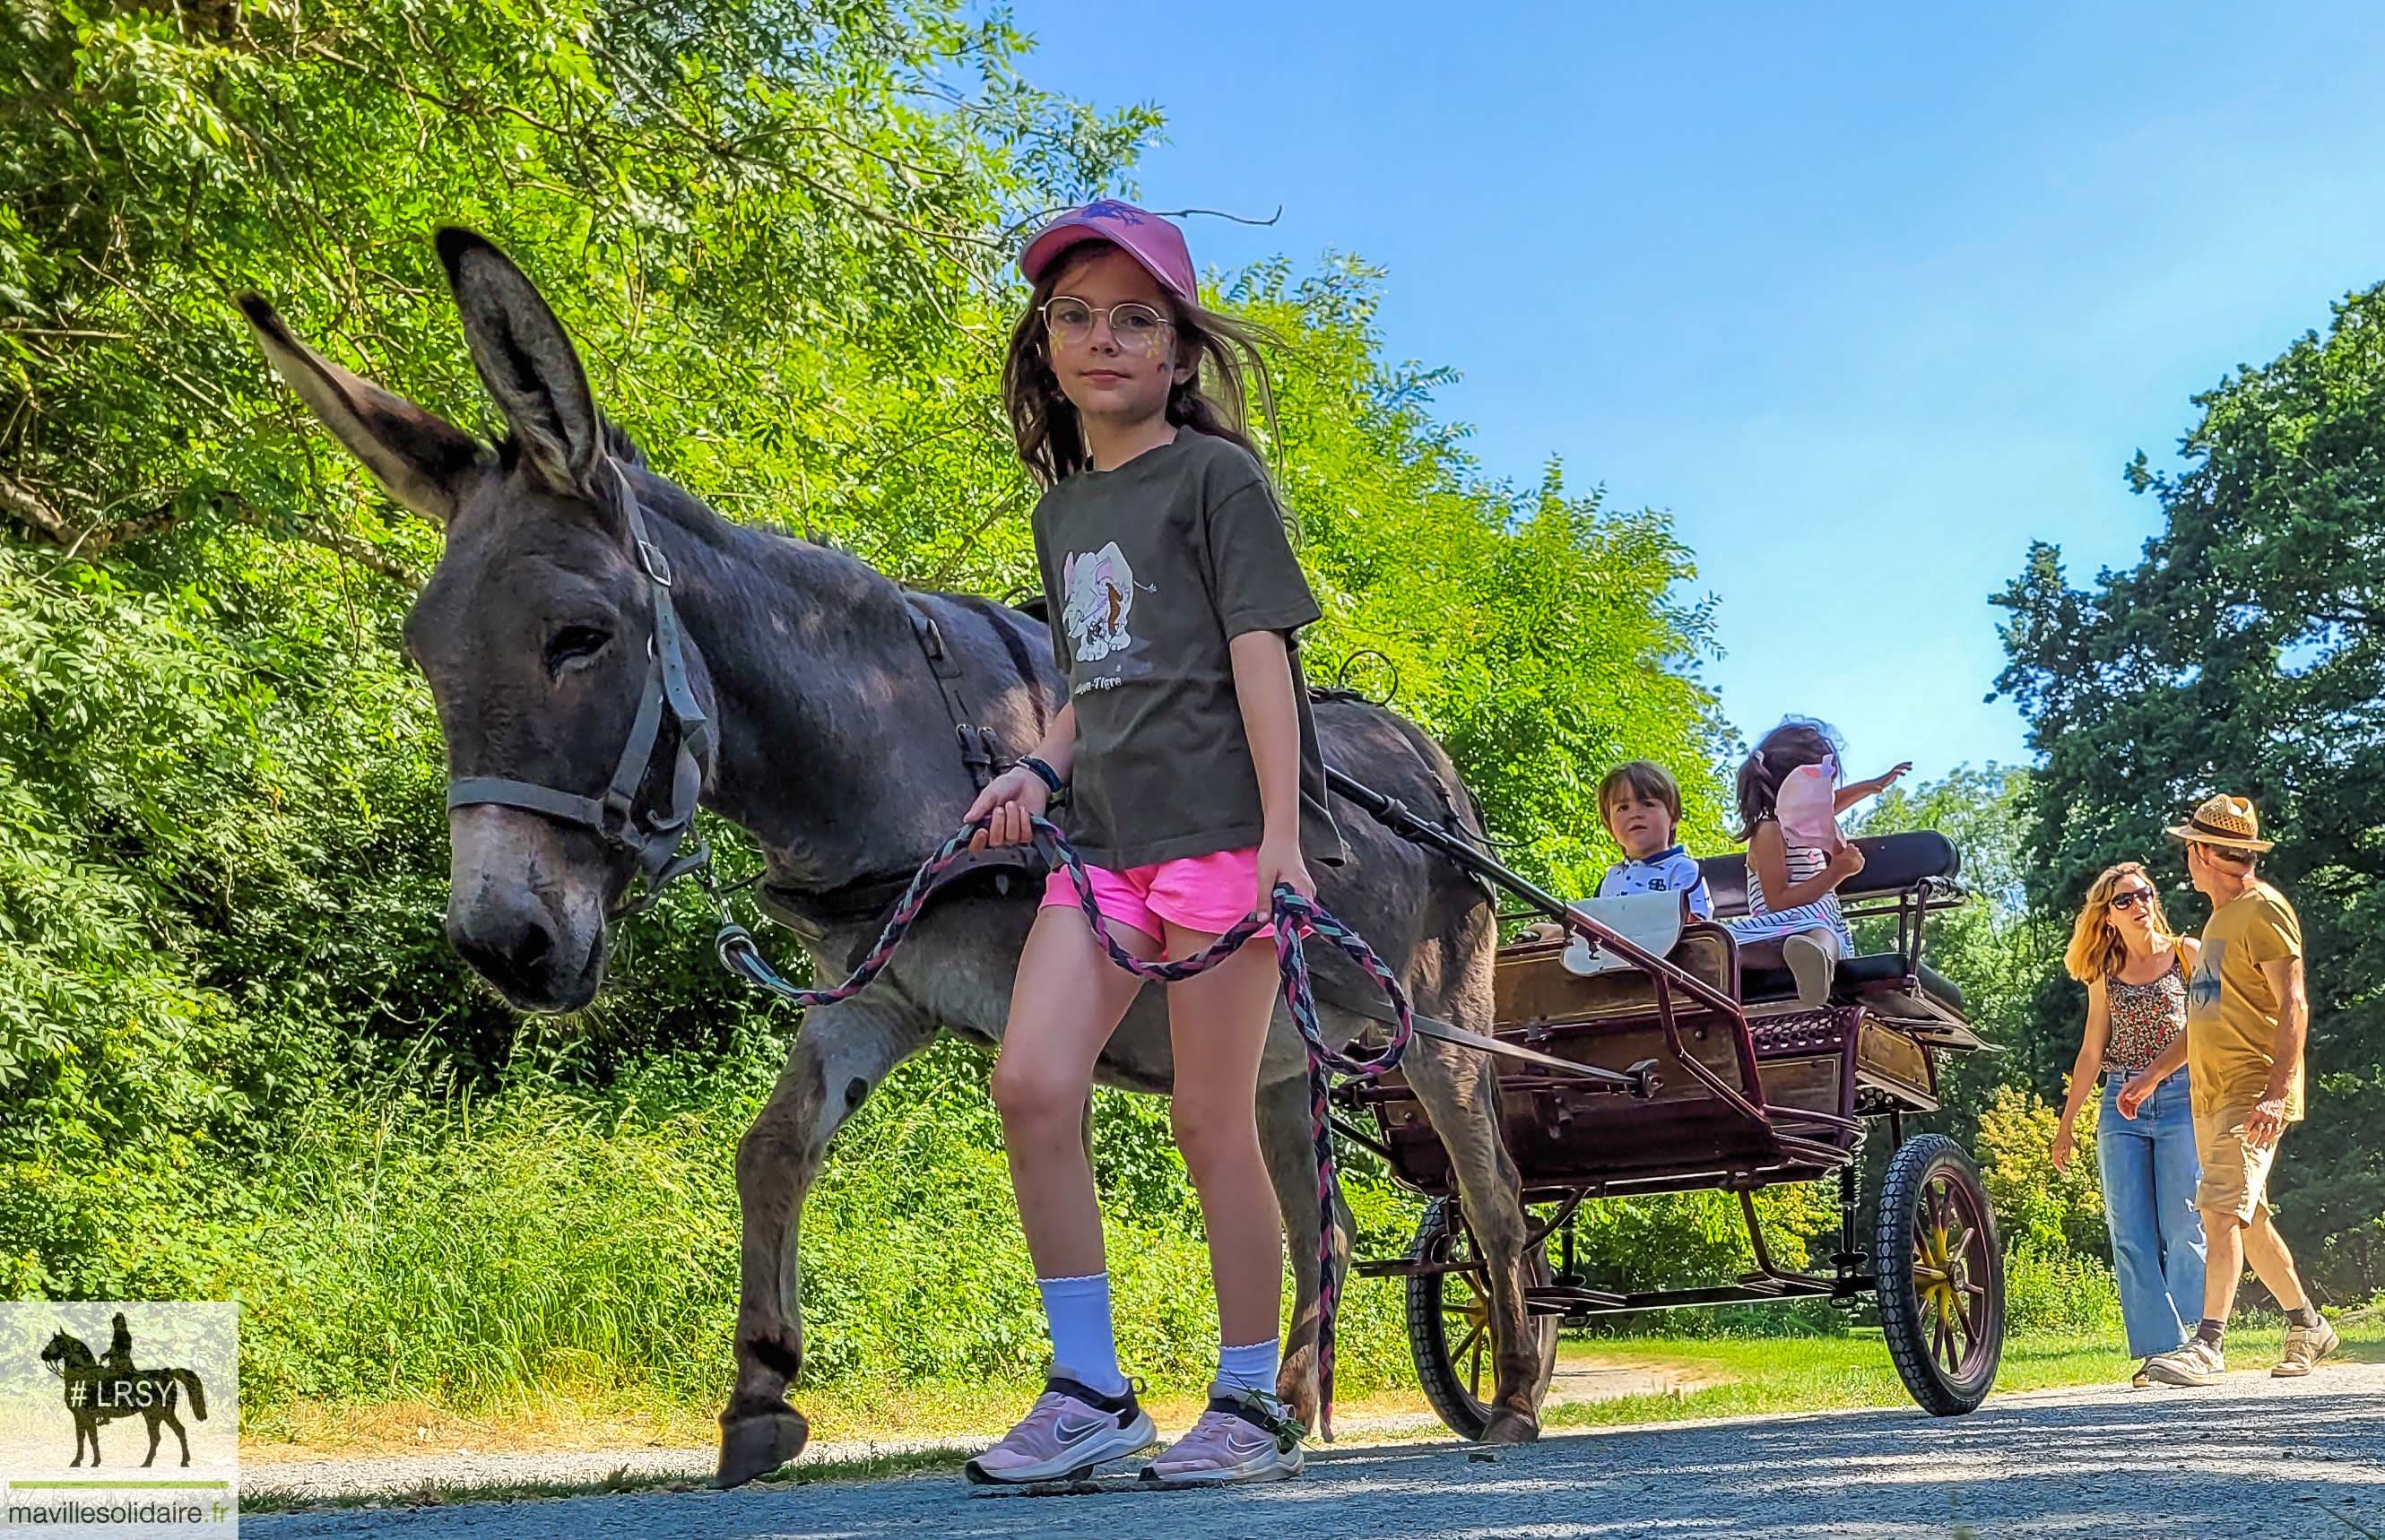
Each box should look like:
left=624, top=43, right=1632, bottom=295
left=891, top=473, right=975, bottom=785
left=2120, top=795, right=2336, bottom=1385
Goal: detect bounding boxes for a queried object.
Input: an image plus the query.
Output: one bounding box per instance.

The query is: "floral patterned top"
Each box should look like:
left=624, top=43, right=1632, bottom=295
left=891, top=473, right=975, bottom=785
left=2103, top=953, right=2187, bottom=1076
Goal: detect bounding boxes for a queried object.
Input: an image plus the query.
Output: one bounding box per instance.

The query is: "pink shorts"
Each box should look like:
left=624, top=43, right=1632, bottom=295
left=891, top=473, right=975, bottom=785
left=1040, top=846, right=1264, bottom=947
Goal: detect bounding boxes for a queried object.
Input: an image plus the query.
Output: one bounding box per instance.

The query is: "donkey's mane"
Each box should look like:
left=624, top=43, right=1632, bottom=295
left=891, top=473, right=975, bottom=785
left=494, top=417, right=646, bottom=473
left=602, top=438, right=906, bottom=623
left=484, top=416, right=840, bottom=575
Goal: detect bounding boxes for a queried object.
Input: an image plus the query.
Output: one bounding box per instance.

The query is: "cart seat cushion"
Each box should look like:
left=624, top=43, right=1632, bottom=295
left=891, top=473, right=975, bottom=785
left=1738, top=945, right=1966, bottom=1015
left=1696, top=830, right=1961, bottom=921
left=1842, top=953, right=1966, bottom=1016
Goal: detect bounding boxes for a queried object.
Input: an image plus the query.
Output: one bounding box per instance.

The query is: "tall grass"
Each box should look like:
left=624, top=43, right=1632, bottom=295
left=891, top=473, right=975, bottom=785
left=2003, top=1242, right=2124, bottom=1336
left=17, top=1030, right=2142, bottom=1439
left=27, top=1040, right=1417, bottom=1433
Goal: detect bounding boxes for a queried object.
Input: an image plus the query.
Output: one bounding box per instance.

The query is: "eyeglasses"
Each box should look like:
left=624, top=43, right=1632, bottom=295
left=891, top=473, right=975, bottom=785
left=1041, top=297, right=1173, bottom=355
left=2109, top=888, right=2155, bottom=912
left=2196, top=842, right=2253, bottom=868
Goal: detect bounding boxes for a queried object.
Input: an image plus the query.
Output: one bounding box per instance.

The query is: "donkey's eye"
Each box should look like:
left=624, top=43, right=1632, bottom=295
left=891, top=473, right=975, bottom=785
left=544, top=624, right=612, bottom=676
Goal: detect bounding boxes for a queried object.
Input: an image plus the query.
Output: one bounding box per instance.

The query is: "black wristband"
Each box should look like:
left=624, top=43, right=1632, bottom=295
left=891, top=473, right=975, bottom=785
left=1018, top=754, right=1065, bottom=796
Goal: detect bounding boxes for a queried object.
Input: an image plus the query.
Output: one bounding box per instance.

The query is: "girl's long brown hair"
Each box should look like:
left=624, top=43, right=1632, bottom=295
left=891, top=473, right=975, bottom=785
left=2062, top=861, right=2178, bottom=983
left=1735, top=717, right=1843, bottom=842
left=1002, top=243, right=1279, bottom=488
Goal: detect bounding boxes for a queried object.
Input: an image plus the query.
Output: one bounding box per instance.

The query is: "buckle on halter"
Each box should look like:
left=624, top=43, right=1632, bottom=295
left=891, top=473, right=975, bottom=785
left=637, top=540, right=673, bottom=587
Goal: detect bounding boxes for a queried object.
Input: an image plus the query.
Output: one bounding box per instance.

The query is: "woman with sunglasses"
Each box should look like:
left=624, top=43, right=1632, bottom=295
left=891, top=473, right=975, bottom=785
left=2051, top=861, right=2207, bottom=1384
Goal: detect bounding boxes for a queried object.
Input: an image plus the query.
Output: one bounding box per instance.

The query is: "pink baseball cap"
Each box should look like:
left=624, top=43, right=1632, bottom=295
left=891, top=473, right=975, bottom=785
left=1019, top=200, right=1198, bottom=305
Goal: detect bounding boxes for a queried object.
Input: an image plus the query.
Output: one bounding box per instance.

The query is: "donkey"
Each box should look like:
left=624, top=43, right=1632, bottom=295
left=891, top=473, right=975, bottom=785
left=240, top=228, right=1546, bottom=1486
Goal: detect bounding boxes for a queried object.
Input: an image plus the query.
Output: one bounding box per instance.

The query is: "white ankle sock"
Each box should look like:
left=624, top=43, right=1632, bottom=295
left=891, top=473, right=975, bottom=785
left=1217, top=1337, right=1279, bottom=1396
left=1036, top=1273, right=1126, bottom=1397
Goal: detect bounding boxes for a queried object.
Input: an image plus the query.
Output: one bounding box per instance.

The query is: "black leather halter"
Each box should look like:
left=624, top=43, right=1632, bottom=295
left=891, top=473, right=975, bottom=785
left=445, top=463, right=718, bottom=918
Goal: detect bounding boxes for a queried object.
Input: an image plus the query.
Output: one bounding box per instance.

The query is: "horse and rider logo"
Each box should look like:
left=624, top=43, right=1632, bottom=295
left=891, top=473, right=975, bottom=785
left=37, top=1312, right=211, bottom=1467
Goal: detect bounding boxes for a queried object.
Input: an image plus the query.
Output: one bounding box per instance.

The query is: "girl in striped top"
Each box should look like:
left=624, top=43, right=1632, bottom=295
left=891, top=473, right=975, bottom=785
left=1727, top=718, right=1909, bottom=1008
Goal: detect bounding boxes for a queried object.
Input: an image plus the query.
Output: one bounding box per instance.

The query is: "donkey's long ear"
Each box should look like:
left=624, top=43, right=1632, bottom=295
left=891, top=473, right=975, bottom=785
left=436, top=228, right=603, bottom=494
left=238, top=295, right=485, bottom=526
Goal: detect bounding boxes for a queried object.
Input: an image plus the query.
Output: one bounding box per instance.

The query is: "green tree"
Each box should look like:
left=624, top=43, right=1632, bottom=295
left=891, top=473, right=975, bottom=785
left=1227, top=256, right=1732, bottom=890
left=0, top=0, right=1735, bottom=1383
left=1848, top=765, right=2051, bottom=1140
left=1990, top=282, right=2385, bottom=1298
left=1, top=0, right=1154, bottom=1291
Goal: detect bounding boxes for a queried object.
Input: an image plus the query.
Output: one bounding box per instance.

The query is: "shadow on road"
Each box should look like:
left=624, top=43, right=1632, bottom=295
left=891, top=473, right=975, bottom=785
left=251, top=1371, right=2385, bottom=1539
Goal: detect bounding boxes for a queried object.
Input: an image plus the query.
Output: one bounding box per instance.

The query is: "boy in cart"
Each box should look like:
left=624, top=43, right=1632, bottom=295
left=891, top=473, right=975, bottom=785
left=1523, top=760, right=1711, bottom=941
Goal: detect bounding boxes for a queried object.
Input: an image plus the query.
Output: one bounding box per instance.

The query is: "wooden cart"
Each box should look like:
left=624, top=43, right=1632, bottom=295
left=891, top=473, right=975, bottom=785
left=1334, top=829, right=2003, bottom=1438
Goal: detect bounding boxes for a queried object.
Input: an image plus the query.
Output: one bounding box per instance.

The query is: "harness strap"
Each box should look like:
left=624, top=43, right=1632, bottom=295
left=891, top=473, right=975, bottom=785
left=442, top=461, right=716, bottom=917
left=1314, top=982, right=1655, bottom=1088
left=445, top=777, right=604, bottom=828
left=907, top=598, right=1001, bottom=790
left=603, top=662, right=672, bottom=826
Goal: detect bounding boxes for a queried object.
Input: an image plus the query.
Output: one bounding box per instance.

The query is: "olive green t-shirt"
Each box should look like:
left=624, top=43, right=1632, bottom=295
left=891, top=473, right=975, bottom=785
left=2187, top=880, right=2305, bottom=1120
left=1032, top=431, right=1346, bottom=870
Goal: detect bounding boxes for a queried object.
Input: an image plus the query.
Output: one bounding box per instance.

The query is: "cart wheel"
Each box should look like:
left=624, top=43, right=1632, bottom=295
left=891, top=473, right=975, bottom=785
left=1405, top=1196, right=1559, bottom=1440
left=1876, top=1133, right=2004, bottom=1415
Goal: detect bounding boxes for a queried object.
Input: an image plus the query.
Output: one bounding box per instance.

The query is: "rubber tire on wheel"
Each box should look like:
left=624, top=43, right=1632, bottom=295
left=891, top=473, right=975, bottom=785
left=1876, top=1133, right=2005, bottom=1415
left=1405, top=1195, right=1559, bottom=1440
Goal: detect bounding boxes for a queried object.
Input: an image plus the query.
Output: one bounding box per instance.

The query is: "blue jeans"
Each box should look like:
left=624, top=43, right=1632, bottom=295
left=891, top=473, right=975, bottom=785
left=2096, top=1073, right=2207, bottom=1356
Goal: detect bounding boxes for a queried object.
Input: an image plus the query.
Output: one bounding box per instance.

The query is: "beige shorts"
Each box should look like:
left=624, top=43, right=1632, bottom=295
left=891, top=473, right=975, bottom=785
left=2194, top=1099, right=2283, bottom=1224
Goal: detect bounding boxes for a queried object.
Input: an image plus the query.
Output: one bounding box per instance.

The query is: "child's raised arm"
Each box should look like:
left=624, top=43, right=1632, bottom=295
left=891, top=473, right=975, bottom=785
left=1834, top=760, right=1912, bottom=813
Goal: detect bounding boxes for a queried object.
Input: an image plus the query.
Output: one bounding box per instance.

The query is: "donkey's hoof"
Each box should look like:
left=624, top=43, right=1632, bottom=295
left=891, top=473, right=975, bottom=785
left=1480, top=1408, right=1540, bottom=1445
left=716, top=1410, right=811, bottom=1488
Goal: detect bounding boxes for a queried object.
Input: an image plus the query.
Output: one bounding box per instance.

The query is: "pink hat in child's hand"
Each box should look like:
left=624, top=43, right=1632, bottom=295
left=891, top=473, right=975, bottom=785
left=1776, top=755, right=1844, bottom=852
left=1019, top=200, right=1198, bottom=305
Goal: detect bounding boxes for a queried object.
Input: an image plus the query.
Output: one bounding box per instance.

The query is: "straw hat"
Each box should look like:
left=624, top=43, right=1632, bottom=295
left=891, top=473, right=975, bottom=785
left=2164, top=793, right=2275, bottom=852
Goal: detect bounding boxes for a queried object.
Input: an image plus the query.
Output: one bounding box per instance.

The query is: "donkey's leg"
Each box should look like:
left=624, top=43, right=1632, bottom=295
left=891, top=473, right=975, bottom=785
left=1399, top=1031, right=1541, bottom=1442
left=718, top=998, right=936, bottom=1489
left=1258, top=1067, right=1349, bottom=1434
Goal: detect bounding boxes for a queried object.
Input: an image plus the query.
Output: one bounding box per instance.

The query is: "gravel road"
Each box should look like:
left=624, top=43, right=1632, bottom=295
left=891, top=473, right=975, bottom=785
left=248, top=1361, right=2385, bottom=1539
left=243, top=1359, right=1712, bottom=1503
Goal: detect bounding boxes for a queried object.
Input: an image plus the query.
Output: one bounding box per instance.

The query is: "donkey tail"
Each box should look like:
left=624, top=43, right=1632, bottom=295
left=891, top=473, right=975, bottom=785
left=171, top=1369, right=207, bottom=1422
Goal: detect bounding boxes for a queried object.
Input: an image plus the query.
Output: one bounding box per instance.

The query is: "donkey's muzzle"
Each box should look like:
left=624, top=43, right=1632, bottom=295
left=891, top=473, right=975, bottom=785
left=449, top=902, right=603, bottom=1012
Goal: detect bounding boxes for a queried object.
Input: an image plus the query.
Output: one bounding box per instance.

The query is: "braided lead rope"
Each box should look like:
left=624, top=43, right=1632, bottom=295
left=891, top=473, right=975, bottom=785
left=710, top=814, right=1415, bottom=1436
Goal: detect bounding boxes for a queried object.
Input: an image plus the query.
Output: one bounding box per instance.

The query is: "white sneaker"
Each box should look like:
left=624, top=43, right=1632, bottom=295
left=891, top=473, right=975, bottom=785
left=2146, top=1337, right=2225, bottom=1387
left=964, top=1374, right=1155, bottom=1484
left=1141, top=1386, right=1305, bottom=1486
left=1782, top=931, right=1838, bottom=1008
left=2275, top=1318, right=2339, bottom=1378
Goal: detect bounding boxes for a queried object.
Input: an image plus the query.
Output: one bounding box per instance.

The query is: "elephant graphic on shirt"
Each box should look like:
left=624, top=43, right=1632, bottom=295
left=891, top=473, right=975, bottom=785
left=1062, top=541, right=1138, bottom=663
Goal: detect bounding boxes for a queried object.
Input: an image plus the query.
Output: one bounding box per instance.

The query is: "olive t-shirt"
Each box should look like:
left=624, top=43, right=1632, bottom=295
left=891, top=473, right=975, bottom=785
left=1031, top=431, right=1346, bottom=870
left=2186, top=880, right=2305, bottom=1120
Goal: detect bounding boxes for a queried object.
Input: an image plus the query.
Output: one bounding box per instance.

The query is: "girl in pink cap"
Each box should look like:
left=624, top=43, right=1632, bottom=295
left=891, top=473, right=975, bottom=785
left=959, top=201, right=1342, bottom=1487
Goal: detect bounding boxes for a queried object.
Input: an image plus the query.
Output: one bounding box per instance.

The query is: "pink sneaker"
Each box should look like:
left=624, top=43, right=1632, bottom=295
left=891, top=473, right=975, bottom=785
left=1142, top=1387, right=1305, bottom=1486
left=964, top=1375, right=1155, bottom=1484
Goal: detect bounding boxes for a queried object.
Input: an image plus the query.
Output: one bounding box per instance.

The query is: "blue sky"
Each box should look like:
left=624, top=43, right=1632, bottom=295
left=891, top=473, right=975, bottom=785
left=1009, top=2, right=2385, bottom=783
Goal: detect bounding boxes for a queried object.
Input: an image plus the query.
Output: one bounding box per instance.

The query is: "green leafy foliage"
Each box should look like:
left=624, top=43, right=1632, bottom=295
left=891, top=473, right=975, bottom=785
left=1849, top=766, right=2054, bottom=1142
left=0, top=0, right=1728, bottom=1415
left=1974, top=1085, right=2105, bottom=1257
left=1991, top=283, right=2385, bottom=1298
left=2001, top=1243, right=2122, bottom=1337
